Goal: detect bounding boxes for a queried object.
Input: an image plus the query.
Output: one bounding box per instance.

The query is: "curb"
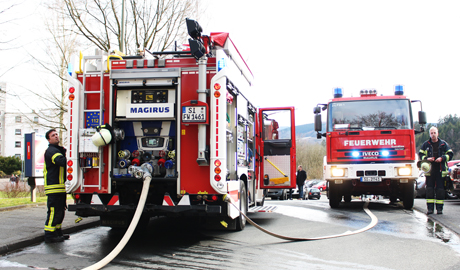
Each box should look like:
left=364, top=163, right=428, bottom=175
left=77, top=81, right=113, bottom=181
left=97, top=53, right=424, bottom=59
left=0, top=219, right=100, bottom=256
left=0, top=203, right=47, bottom=212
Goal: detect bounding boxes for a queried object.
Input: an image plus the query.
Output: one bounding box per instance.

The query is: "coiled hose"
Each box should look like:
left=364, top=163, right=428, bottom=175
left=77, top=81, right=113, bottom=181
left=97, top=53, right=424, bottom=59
left=226, top=196, right=378, bottom=241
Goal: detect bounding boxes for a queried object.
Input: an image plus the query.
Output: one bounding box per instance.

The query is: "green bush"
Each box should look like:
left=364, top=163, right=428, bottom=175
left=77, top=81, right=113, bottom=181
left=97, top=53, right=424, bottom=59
left=0, top=156, right=22, bottom=176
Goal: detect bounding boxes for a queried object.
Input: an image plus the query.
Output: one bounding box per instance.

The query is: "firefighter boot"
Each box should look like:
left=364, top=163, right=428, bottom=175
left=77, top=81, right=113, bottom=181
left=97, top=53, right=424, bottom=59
left=56, top=229, right=70, bottom=240
left=44, top=231, right=64, bottom=243
left=426, top=203, right=434, bottom=215
left=436, top=203, right=443, bottom=215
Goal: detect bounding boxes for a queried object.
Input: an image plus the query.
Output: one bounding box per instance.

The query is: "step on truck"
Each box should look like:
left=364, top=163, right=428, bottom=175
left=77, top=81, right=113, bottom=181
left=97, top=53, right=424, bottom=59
left=314, top=86, right=426, bottom=209
left=65, top=19, right=296, bottom=230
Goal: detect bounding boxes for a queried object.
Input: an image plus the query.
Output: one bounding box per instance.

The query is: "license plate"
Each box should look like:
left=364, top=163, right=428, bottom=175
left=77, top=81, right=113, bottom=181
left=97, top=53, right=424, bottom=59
left=361, top=176, right=382, bottom=182
left=182, top=106, right=206, bottom=123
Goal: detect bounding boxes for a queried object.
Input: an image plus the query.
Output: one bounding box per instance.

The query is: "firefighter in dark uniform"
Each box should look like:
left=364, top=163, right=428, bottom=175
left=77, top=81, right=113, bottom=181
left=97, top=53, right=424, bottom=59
left=43, top=129, right=69, bottom=243
left=419, top=126, right=454, bottom=215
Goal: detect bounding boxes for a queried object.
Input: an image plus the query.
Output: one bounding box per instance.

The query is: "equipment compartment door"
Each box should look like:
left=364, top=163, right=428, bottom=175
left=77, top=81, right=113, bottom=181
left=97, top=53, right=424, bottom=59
left=258, top=107, right=296, bottom=189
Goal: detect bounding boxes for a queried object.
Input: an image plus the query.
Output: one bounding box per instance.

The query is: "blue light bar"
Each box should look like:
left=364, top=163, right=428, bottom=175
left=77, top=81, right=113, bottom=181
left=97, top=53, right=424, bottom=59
left=334, top=88, right=343, bottom=98
left=395, top=85, right=404, bottom=95
left=218, top=58, right=226, bottom=71
left=381, top=150, right=390, bottom=157
left=352, top=151, right=360, bottom=157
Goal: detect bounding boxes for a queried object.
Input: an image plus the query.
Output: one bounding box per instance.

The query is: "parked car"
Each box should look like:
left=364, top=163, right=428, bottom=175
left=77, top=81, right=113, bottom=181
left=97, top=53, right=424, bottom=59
left=416, top=171, right=457, bottom=199
left=267, top=189, right=288, bottom=200
left=416, top=171, right=426, bottom=198
left=307, top=188, right=321, bottom=200
left=288, top=183, right=308, bottom=199
left=312, top=181, right=327, bottom=191
left=305, top=180, right=321, bottom=189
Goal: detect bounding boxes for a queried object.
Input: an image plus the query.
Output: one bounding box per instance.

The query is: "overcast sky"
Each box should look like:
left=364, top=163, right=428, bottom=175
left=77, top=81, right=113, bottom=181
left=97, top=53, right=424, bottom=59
left=201, top=0, right=460, bottom=125
left=1, top=0, right=460, bottom=127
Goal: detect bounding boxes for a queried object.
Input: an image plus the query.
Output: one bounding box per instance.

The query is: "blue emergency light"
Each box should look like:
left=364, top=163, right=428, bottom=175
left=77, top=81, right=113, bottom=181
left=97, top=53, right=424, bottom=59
left=381, top=150, right=390, bottom=157
left=395, top=85, right=404, bottom=95
left=334, top=88, right=343, bottom=98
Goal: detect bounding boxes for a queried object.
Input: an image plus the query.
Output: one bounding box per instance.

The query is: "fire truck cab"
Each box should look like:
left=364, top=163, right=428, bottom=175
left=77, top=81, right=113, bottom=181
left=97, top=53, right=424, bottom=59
left=314, top=86, right=426, bottom=209
left=65, top=19, right=296, bottom=230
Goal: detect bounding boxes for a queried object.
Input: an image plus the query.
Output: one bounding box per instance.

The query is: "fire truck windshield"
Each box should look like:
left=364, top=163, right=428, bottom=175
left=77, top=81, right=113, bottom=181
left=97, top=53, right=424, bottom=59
left=327, top=99, right=412, bottom=132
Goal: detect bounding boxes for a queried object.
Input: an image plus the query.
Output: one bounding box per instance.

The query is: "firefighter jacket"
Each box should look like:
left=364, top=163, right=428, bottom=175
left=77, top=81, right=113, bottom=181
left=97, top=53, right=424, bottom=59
left=44, top=144, right=67, bottom=195
left=419, top=137, right=453, bottom=177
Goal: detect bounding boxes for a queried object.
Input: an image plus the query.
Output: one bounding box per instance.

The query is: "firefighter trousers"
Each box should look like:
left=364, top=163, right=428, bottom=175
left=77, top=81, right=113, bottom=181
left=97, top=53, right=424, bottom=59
left=426, top=169, right=444, bottom=212
left=44, top=193, right=67, bottom=239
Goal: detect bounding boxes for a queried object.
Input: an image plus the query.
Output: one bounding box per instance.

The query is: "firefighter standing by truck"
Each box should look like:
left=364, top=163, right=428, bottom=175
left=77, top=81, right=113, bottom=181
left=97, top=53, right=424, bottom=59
left=419, top=126, right=454, bottom=215
left=43, top=129, right=70, bottom=243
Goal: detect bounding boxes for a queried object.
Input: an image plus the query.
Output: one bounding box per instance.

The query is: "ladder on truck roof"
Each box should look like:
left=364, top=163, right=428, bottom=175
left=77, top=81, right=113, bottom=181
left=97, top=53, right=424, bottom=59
left=80, top=54, right=106, bottom=191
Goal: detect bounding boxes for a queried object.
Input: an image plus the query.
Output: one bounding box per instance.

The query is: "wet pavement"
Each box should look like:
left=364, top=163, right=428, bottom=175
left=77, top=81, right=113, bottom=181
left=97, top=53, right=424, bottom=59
left=0, top=194, right=460, bottom=258
left=0, top=203, right=99, bottom=255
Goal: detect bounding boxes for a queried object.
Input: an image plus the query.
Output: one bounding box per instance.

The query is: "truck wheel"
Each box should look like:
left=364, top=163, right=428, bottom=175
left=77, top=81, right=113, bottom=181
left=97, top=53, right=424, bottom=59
left=329, top=183, right=340, bottom=208
left=403, top=180, right=415, bottom=210
left=256, top=189, right=266, bottom=206
left=235, top=181, right=248, bottom=231
left=281, top=190, right=288, bottom=201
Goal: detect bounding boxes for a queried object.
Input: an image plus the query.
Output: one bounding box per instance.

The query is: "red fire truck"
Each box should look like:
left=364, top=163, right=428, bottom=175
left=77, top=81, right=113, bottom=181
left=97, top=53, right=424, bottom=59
left=65, top=19, right=296, bottom=230
left=314, top=86, right=426, bottom=209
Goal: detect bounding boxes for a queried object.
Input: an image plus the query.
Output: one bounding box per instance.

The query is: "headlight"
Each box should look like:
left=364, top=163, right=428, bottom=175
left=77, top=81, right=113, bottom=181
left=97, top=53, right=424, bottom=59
left=398, top=167, right=412, bottom=176
left=331, top=167, right=345, bottom=177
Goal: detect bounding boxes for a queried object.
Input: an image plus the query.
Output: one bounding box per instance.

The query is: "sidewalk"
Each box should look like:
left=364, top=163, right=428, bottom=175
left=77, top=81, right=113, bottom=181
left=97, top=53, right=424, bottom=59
left=413, top=197, right=460, bottom=236
left=0, top=203, right=99, bottom=255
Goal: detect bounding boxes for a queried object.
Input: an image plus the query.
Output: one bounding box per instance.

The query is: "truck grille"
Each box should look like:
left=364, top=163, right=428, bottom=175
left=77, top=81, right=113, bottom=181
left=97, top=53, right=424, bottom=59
left=356, top=170, right=386, bottom=177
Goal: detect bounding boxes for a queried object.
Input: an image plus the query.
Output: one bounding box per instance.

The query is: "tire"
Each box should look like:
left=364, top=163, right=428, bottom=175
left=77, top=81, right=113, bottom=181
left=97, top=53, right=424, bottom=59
left=389, top=196, right=398, bottom=203
left=446, top=191, right=458, bottom=200
left=280, top=190, right=287, bottom=201
left=235, top=180, right=248, bottom=231
left=256, top=189, right=266, bottom=206
left=329, top=183, right=340, bottom=208
left=403, top=180, right=415, bottom=210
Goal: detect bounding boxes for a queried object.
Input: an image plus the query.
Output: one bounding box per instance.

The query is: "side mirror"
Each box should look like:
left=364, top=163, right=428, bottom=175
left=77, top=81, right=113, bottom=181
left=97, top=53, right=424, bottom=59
left=313, top=106, right=321, bottom=114
left=315, top=114, right=322, bottom=132
left=418, top=111, right=427, bottom=125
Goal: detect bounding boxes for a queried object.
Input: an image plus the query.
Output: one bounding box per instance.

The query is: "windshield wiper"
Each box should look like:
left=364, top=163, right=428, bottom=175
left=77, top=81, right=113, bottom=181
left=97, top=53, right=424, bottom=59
left=373, top=126, right=397, bottom=130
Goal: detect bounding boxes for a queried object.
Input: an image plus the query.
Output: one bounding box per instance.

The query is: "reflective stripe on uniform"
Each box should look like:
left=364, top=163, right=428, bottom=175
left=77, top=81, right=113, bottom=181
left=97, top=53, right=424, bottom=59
left=426, top=199, right=435, bottom=204
left=51, top=153, right=62, bottom=164
left=44, top=207, right=56, bottom=232
left=436, top=200, right=444, bottom=205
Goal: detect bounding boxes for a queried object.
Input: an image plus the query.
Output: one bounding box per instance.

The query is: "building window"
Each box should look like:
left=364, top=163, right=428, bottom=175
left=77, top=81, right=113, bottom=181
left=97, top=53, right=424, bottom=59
left=15, top=129, right=21, bottom=135
left=15, top=154, right=21, bottom=159
left=15, top=116, right=21, bottom=123
left=15, top=141, right=21, bottom=148
left=34, top=117, right=39, bottom=123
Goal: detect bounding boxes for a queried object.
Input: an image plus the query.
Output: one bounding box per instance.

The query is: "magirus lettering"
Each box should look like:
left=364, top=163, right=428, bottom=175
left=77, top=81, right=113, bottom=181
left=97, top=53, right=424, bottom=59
left=130, top=107, right=170, bottom=114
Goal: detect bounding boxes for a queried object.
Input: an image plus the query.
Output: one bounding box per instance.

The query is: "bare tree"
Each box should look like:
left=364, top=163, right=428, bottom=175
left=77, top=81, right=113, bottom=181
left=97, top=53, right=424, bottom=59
left=61, top=0, right=199, bottom=55
left=296, top=140, right=326, bottom=180
left=16, top=0, right=82, bottom=145
left=0, top=1, right=21, bottom=49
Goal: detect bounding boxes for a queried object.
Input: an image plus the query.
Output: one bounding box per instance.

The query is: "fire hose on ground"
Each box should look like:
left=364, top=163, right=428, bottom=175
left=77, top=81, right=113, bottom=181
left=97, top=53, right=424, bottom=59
left=82, top=175, right=152, bottom=270
left=83, top=179, right=376, bottom=269
left=224, top=196, right=378, bottom=241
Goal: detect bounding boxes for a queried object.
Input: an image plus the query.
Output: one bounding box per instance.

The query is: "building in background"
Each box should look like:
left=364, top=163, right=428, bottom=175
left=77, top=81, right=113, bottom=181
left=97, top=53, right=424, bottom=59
left=0, top=81, right=65, bottom=163
left=0, top=82, right=6, bottom=157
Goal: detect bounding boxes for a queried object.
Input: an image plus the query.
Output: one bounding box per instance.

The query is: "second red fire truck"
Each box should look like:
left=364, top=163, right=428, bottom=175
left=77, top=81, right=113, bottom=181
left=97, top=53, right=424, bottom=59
left=314, top=86, right=426, bottom=209
left=65, top=19, right=296, bottom=230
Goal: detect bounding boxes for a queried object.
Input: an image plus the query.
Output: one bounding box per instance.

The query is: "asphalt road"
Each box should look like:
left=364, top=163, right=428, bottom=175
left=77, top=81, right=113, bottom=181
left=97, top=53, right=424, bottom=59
left=2, top=195, right=460, bottom=269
